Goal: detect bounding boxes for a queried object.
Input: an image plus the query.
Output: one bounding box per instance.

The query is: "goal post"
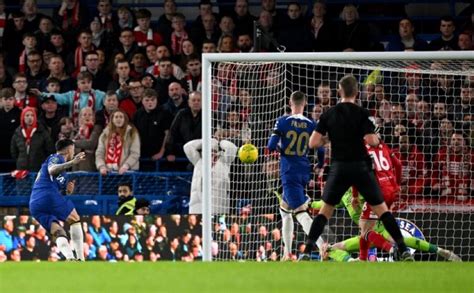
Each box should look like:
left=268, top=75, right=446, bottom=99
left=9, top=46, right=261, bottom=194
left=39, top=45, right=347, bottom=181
left=202, top=51, right=474, bottom=262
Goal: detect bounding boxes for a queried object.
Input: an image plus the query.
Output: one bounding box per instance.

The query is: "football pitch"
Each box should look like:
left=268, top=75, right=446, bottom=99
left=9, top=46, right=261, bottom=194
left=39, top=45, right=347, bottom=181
left=1, top=262, right=473, bottom=292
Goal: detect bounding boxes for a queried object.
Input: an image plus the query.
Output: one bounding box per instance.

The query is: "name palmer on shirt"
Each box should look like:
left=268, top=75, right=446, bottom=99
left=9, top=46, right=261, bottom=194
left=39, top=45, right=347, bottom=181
left=291, top=120, right=308, bottom=129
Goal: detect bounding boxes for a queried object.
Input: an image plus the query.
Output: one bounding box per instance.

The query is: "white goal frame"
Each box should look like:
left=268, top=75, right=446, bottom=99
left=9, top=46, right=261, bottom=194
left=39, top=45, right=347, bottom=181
left=201, top=51, right=474, bottom=261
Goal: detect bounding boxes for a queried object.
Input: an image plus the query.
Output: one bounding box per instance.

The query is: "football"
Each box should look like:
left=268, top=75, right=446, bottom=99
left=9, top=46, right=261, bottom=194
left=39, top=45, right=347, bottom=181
left=238, top=143, right=258, bottom=164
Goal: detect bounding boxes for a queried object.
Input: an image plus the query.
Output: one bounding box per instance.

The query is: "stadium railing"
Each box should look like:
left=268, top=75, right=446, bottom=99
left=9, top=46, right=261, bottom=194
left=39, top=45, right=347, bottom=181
left=0, top=171, right=192, bottom=215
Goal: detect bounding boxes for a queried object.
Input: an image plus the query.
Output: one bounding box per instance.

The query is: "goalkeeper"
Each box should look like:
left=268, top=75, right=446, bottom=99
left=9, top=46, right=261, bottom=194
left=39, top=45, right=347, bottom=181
left=311, top=188, right=462, bottom=262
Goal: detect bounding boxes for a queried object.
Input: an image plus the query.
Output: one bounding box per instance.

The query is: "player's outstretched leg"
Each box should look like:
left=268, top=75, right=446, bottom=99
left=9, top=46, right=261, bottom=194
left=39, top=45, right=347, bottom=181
left=67, top=209, right=84, bottom=261
left=280, top=207, right=294, bottom=261
left=372, top=204, right=413, bottom=261
left=301, top=203, right=334, bottom=258
left=295, top=209, right=324, bottom=250
left=51, top=222, right=75, bottom=260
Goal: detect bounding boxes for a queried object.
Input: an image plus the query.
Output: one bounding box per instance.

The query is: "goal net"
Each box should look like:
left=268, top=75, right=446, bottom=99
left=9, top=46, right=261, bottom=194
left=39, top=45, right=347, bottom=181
left=202, top=52, right=474, bottom=262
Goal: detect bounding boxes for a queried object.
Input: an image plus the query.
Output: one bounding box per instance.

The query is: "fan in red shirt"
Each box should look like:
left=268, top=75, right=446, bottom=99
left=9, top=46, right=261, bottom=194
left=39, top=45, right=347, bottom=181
left=431, top=132, right=473, bottom=200
left=393, top=134, right=426, bottom=197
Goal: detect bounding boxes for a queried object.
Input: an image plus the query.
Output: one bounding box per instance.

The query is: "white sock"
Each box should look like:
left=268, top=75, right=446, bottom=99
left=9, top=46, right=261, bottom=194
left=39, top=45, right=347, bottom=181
left=70, top=222, right=84, bottom=261
left=56, top=236, right=75, bottom=260
left=295, top=211, right=325, bottom=251
left=280, top=208, right=294, bottom=256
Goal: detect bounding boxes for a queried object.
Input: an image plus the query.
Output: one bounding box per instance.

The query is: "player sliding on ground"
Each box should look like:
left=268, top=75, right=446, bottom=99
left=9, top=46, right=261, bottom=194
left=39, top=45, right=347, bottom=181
left=29, top=139, right=86, bottom=261
left=311, top=188, right=462, bottom=262
left=267, top=91, right=324, bottom=260
left=303, top=74, right=413, bottom=261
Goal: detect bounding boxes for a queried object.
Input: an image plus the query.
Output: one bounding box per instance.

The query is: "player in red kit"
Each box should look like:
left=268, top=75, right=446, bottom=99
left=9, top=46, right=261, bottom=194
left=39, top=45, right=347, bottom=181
left=354, top=135, right=403, bottom=260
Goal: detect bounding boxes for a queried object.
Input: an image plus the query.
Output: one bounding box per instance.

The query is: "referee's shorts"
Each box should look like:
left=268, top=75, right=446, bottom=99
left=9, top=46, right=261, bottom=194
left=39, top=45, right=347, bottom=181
left=322, top=160, right=384, bottom=207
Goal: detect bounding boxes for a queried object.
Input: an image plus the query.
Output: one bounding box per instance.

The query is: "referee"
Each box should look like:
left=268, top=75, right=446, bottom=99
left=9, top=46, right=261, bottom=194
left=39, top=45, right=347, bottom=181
left=303, top=74, right=413, bottom=261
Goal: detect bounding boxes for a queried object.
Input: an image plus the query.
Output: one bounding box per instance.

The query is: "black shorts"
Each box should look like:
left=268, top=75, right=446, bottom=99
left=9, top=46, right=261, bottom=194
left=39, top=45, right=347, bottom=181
left=322, top=160, right=384, bottom=207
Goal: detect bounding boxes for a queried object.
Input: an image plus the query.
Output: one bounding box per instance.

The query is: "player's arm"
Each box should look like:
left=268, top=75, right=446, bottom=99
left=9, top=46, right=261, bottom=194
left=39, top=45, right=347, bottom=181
left=219, top=139, right=238, bottom=165
left=267, top=119, right=282, bottom=152
left=390, top=152, right=403, bottom=185
left=309, top=130, right=327, bottom=149
left=48, top=153, right=86, bottom=176
left=183, top=139, right=203, bottom=166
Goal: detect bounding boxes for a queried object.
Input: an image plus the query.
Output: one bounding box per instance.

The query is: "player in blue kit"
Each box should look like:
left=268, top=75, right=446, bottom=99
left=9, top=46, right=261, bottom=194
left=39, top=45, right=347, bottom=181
left=29, top=139, right=86, bottom=261
left=268, top=91, right=324, bottom=260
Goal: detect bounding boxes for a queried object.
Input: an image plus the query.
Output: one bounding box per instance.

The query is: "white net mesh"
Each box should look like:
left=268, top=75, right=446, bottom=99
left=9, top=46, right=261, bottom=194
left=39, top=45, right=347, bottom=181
left=208, top=57, right=474, bottom=261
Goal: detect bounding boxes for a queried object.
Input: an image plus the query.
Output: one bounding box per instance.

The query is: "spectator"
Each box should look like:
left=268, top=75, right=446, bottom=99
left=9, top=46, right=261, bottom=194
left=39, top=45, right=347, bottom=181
left=36, top=71, right=106, bottom=126
left=337, top=4, right=370, bottom=52
left=277, top=2, right=311, bottom=52
left=452, top=84, right=473, bottom=122
left=429, top=16, right=459, bottom=51
left=108, top=59, right=131, bottom=91
left=96, top=109, right=140, bottom=175
left=133, top=88, right=172, bottom=160
left=164, top=82, right=188, bottom=118
left=22, top=0, right=45, bottom=32
left=133, top=9, right=163, bottom=48
left=146, top=45, right=185, bottom=80
left=73, top=107, right=101, bottom=171
left=25, top=50, right=47, bottom=89
left=0, top=59, right=13, bottom=90
left=57, top=117, right=75, bottom=140
left=161, top=237, right=181, bottom=261
left=119, top=78, right=144, bottom=119
left=458, top=31, right=473, bottom=50
left=432, top=132, right=473, bottom=199
left=114, top=28, right=140, bottom=62
left=89, top=216, right=112, bottom=248
left=37, top=94, right=67, bottom=143
left=256, top=11, right=275, bottom=51
left=84, top=51, right=110, bottom=92
left=95, top=90, right=119, bottom=130
left=4, top=12, right=28, bottom=65
left=154, top=58, right=183, bottom=105
left=19, top=32, right=39, bottom=74
left=0, top=88, right=21, bottom=160
left=308, top=1, right=335, bottom=52
left=54, top=0, right=89, bottom=38
left=11, top=106, right=54, bottom=171
left=94, top=0, right=115, bottom=34
left=34, top=16, right=54, bottom=52
left=67, top=30, right=95, bottom=78
left=130, top=52, right=148, bottom=77
left=47, top=30, right=69, bottom=62
left=116, top=5, right=135, bottom=31
left=0, top=0, right=6, bottom=45
left=394, top=134, right=426, bottom=197
left=191, top=0, right=217, bottom=36
left=184, top=138, right=237, bottom=214
left=13, top=73, right=38, bottom=110
left=166, top=91, right=202, bottom=159
left=9, top=249, right=21, bottom=262
left=134, top=198, right=151, bottom=215
left=170, top=13, right=189, bottom=56
left=231, top=0, right=255, bottom=36
left=39, top=55, right=75, bottom=93
left=219, top=16, right=236, bottom=40
left=202, top=39, right=217, bottom=53
left=157, top=0, right=176, bottom=45
left=0, top=219, right=14, bottom=253
left=190, top=13, right=219, bottom=50
left=184, top=56, right=202, bottom=93
left=236, top=33, right=254, bottom=53
left=217, top=34, right=235, bottom=53
left=96, top=244, right=112, bottom=261
left=20, top=234, right=39, bottom=261
left=387, top=18, right=429, bottom=51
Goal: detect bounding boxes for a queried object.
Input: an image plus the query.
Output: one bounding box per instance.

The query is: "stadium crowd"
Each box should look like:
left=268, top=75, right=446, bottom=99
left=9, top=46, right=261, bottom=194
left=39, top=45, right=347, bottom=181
left=0, top=0, right=471, bottom=206
left=0, top=214, right=295, bottom=261
left=0, top=215, right=206, bottom=261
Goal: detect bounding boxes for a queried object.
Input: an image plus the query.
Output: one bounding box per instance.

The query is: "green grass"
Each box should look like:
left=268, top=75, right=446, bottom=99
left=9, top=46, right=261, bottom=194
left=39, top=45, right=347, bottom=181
left=1, top=262, right=473, bottom=293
